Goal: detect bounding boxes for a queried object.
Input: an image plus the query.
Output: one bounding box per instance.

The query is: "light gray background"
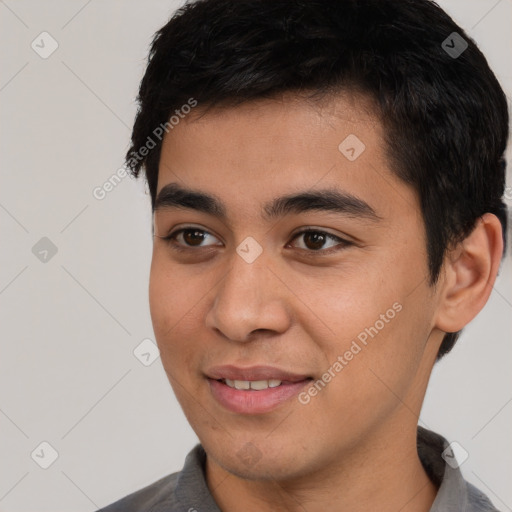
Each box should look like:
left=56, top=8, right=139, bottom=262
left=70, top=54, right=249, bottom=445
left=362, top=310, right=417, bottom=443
left=0, top=1, right=511, bottom=511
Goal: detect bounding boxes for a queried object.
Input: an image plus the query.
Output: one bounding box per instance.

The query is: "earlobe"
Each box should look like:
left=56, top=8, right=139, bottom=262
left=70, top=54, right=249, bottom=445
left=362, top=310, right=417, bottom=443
left=435, top=213, right=504, bottom=334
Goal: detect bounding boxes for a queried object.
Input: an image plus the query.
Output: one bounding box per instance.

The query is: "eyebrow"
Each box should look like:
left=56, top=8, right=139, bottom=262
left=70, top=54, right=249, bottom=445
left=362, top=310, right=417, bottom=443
left=154, top=182, right=381, bottom=223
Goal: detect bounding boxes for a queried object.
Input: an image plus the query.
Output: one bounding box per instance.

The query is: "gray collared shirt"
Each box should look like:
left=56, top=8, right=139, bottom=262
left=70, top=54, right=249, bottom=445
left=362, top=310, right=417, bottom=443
left=99, top=427, right=500, bottom=511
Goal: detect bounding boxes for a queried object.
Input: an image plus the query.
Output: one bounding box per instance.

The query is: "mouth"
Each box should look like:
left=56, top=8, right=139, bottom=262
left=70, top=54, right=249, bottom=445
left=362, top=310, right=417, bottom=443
left=206, top=364, right=312, bottom=383
left=206, top=365, right=314, bottom=414
left=213, top=377, right=311, bottom=390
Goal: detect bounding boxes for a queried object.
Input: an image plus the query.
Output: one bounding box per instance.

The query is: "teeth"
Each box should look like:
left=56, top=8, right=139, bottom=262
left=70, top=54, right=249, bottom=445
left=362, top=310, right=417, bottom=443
left=223, top=379, right=283, bottom=390
left=234, top=380, right=250, bottom=390
left=249, top=380, right=270, bottom=390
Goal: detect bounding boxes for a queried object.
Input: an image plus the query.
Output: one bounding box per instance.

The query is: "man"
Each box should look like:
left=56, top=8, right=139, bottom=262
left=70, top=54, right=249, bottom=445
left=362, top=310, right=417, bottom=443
left=100, top=0, right=508, bottom=510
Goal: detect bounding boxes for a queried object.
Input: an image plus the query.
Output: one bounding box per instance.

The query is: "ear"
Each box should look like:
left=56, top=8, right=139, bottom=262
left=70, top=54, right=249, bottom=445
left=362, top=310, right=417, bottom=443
left=435, top=213, right=504, bottom=334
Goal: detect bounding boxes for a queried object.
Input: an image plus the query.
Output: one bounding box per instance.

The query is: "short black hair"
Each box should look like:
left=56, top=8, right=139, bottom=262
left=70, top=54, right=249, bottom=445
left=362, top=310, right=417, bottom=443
left=126, top=0, right=509, bottom=359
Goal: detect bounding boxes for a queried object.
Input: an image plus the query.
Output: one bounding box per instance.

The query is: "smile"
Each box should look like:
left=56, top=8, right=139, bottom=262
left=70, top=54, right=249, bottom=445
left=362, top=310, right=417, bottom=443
left=208, top=376, right=312, bottom=414
left=221, top=378, right=283, bottom=390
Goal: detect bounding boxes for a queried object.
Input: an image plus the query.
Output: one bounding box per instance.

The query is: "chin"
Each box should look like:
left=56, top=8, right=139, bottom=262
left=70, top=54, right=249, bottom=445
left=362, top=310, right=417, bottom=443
left=205, top=438, right=315, bottom=482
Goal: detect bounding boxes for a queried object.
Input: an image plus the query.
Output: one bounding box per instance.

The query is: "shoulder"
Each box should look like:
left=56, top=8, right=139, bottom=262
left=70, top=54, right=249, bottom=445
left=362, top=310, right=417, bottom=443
left=96, top=444, right=217, bottom=512
left=97, top=471, right=181, bottom=512
left=417, top=427, right=501, bottom=512
left=466, top=481, right=502, bottom=512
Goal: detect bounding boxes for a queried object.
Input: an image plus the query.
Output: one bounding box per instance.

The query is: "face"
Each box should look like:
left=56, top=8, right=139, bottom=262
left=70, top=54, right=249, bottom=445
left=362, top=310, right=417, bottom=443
left=149, top=93, right=444, bottom=482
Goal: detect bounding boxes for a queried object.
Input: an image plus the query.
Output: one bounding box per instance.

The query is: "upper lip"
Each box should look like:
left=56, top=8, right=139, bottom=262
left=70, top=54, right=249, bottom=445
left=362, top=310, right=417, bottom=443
left=206, top=365, right=311, bottom=382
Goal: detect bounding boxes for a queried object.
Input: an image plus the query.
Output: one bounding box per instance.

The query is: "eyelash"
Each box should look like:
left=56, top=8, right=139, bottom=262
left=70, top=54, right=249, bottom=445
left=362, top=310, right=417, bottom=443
left=158, top=226, right=351, bottom=255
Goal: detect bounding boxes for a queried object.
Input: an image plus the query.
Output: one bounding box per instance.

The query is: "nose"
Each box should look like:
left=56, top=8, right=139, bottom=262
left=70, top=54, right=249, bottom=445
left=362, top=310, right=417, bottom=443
left=205, top=251, right=292, bottom=343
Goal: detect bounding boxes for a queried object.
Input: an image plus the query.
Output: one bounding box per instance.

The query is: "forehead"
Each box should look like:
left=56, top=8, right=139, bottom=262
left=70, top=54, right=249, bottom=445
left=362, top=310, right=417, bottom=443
left=156, top=93, right=418, bottom=223
left=161, top=92, right=381, bottom=165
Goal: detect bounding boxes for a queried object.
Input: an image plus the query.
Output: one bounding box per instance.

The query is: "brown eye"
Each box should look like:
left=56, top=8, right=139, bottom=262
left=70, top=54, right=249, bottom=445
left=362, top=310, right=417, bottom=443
left=302, top=231, right=328, bottom=250
left=290, top=229, right=350, bottom=253
left=182, top=229, right=208, bottom=246
left=159, top=227, right=222, bottom=249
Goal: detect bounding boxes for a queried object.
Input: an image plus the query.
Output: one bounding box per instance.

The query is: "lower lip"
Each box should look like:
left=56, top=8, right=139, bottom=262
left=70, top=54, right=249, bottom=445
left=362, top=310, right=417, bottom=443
left=208, top=378, right=311, bottom=414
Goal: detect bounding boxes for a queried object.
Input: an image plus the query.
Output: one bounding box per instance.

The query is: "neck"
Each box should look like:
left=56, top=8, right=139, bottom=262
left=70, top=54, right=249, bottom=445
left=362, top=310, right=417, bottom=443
left=205, top=418, right=438, bottom=512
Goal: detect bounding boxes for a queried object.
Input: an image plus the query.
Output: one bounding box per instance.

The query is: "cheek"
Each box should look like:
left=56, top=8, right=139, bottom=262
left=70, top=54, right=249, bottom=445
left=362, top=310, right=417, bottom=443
left=297, top=255, right=432, bottom=403
left=285, top=259, right=402, bottom=345
left=149, top=263, right=205, bottom=413
left=319, top=287, right=432, bottom=417
left=148, top=255, right=202, bottom=364
left=149, top=252, right=203, bottom=332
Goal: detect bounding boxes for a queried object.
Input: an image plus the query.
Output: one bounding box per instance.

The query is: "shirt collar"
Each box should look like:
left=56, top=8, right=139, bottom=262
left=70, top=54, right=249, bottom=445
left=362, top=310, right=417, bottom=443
left=417, top=426, right=469, bottom=511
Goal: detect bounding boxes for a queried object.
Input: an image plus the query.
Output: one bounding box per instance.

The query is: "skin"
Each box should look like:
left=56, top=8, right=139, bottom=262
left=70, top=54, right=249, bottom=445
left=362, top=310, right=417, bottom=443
left=149, top=92, right=503, bottom=512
